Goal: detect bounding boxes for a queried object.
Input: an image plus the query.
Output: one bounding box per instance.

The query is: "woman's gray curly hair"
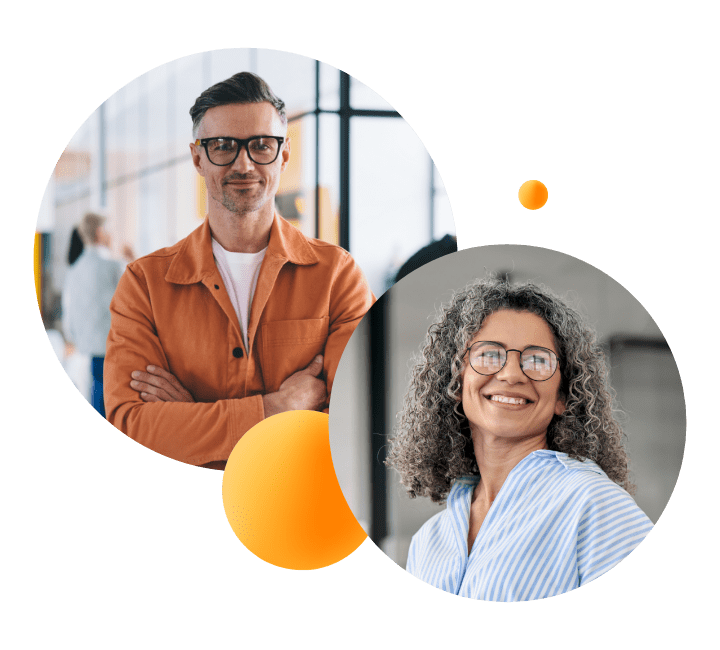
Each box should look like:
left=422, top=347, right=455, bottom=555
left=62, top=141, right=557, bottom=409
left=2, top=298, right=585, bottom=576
left=385, top=276, right=632, bottom=503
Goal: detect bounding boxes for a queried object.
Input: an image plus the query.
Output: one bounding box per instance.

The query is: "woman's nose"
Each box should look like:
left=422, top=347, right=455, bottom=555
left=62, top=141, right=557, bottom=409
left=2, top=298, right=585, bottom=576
left=495, top=351, right=527, bottom=383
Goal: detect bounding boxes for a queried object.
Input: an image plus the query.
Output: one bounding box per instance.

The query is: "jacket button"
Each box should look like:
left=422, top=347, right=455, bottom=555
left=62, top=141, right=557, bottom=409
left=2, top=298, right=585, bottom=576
left=232, top=347, right=243, bottom=358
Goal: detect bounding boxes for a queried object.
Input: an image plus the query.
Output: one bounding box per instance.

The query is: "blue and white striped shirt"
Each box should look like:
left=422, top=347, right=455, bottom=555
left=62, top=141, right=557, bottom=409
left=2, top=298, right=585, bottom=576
left=406, top=450, right=653, bottom=601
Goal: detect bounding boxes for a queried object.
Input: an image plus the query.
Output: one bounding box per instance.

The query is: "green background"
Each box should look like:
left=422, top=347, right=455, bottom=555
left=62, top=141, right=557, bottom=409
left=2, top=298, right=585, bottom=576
left=2, top=2, right=718, bottom=648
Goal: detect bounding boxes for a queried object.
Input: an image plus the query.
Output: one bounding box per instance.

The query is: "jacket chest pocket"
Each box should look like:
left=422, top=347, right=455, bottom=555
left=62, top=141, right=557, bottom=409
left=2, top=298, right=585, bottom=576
left=259, top=317, right=329, bottom=392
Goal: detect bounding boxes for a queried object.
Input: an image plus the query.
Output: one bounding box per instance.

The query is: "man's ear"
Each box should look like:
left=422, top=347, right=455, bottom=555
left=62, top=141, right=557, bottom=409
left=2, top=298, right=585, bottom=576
left=280, top=138, right=290, bottom=172
left=554, top=395, right=566, bottom=417
left=190, top=142, right=205, bottom=177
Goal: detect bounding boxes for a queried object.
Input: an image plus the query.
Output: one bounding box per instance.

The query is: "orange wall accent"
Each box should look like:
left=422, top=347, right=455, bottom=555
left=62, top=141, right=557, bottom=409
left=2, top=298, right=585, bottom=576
left=196, top=174, right=208, bottom=220
left=278, top=120, right=302, bottom=195
left=34, top=232, right=41, bottom=312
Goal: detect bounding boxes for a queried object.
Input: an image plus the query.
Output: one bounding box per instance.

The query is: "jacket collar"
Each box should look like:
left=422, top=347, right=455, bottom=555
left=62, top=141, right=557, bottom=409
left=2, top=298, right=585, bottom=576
left=165, top=213, right=319, bottom=285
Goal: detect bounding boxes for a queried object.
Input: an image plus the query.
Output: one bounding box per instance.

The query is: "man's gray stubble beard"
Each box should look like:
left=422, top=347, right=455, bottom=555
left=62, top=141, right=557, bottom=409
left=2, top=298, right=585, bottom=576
left=221, top=188, right=265, bottom=216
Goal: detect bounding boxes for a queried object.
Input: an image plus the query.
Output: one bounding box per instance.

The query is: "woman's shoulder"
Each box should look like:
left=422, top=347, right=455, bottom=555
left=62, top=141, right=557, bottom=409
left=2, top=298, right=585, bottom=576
left=411, top=479, right=475, bottom=539
left=529, top=450, right=638, bottom=502
left=409, top=508, right=452, bottom=554
left=525, top=451, right=653, bottom=537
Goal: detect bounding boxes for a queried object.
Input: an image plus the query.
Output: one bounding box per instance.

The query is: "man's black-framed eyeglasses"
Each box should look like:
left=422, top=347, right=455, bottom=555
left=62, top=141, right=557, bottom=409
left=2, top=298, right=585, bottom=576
left=194, top=136, right=285, bottom=166
left=463, top=341, right=560, bottom=382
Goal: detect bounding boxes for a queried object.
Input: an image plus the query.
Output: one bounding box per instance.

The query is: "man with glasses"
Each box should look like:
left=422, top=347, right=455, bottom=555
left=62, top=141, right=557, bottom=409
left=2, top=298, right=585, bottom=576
left=104, top=72, right=374, bottom=469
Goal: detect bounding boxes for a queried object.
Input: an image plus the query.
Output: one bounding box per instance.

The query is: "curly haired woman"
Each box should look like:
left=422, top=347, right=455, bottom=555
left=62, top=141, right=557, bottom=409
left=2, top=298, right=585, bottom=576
left=386, top=276, right=653, bottom=601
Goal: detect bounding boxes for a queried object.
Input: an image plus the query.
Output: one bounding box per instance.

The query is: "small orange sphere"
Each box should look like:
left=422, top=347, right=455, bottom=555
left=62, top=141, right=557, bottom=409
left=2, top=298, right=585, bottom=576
left=222, top=411, right=366, bottom=570
left=518, top=180, right=548, bottom=210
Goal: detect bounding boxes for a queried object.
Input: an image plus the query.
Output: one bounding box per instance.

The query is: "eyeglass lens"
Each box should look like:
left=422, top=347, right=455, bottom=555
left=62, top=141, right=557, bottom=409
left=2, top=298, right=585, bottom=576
left=468, top=342, right=557, bottom=381
left=205, top=137, right=280, bottom=165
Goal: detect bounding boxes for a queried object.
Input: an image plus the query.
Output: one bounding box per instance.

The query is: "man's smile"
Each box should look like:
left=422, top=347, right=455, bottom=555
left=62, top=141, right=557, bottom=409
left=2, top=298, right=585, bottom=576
left=224, top=177, right=262, bottom=186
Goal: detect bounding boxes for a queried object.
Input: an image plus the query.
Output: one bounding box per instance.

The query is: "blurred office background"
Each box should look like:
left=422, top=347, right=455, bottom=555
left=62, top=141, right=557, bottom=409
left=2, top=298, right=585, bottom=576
left=34, top=48, right=454, bottom=402
left=329, top=245, right=685, bottom=568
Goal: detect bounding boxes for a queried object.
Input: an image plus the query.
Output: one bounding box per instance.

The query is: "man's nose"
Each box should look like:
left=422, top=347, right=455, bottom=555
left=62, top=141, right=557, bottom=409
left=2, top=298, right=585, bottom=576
left=231, top=144, right=255, bottom=171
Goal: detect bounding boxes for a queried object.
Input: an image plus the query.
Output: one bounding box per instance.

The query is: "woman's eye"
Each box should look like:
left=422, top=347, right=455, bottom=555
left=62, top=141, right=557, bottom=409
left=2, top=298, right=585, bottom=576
left=524, top=355, right=550, bottom=369
left=477, top=351, right=502, bottom=365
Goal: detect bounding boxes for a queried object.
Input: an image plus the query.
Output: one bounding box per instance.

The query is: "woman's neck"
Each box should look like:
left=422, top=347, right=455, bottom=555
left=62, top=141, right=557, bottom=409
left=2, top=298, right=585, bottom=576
left=470, top=432, right=547, bottom=506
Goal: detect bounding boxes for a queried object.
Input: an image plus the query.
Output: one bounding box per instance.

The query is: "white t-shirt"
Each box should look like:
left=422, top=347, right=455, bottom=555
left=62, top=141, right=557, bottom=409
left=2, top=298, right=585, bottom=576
left=211, top=238, right=267, bottom=349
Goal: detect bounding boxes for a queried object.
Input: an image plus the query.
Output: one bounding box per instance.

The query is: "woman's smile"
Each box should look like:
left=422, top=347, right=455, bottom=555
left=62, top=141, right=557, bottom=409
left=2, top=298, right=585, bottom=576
left=485, top=393, right=533, bottom=407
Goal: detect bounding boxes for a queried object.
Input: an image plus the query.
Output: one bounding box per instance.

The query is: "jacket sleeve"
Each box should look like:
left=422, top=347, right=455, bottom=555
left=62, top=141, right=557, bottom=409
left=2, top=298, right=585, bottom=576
left=104, top=265, right=265, bottom=467
left=323, top=252, right=376, bottom=400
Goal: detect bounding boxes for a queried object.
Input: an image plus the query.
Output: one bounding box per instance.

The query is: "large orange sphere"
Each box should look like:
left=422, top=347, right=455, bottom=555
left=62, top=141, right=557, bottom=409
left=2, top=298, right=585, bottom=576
left=518, top=180, right=548, bottom=210
left=222, top=411, right=366, bottom=570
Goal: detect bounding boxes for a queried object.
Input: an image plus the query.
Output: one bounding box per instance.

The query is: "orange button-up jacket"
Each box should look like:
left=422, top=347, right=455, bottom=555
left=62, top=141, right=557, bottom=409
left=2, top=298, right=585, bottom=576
left=104, top=215, right=374, bottom=468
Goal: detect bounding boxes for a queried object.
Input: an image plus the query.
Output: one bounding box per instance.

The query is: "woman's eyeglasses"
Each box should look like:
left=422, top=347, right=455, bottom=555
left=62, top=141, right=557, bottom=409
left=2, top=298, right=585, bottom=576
left=464, top=341, right=559, bottom=382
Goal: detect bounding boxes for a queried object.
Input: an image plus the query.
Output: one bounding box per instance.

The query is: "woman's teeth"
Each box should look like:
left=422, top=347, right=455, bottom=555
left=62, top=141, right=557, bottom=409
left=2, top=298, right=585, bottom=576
left=490, top=395, right=528, bottom=405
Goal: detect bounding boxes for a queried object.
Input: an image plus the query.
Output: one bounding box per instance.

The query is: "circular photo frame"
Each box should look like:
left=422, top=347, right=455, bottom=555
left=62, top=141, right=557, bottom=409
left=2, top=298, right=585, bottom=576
left=35, top=47, right=455, bottom=469
left=330, top=244, right=685, bottom=601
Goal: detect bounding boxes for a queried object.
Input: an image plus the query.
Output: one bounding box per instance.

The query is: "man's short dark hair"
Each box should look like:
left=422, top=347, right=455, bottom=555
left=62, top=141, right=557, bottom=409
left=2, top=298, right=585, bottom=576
left=190, top=72, right=287, bottom=137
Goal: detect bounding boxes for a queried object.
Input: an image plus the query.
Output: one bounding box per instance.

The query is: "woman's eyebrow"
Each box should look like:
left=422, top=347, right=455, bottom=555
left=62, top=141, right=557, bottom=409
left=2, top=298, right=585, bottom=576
left=477, top=340, right=558, bottom=354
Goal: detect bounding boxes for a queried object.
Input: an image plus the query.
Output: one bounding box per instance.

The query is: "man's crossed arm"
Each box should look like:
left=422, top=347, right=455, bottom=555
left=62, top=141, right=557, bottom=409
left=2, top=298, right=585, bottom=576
left=129, top=355, right=328, bottom=417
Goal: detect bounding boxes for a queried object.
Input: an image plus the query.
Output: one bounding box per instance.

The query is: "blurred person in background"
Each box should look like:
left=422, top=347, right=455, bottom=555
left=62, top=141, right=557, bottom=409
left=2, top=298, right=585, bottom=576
left=394, top=234, right=457, bottom=283
left=63, top=212, right=126, bottom=417
left=386, top=276, right=652, bottom=601
left=104, top=72, right=374, bottom=470
left=67, top=226, right=84, bottom=266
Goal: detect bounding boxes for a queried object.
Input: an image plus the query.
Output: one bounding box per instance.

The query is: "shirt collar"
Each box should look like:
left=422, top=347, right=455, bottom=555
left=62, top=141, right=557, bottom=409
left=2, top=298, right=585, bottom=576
left=165, top=213, right=319, bottom=285
left=454, top=449, right=606, bottom=489
left=546, top=450, right=606, bottom=475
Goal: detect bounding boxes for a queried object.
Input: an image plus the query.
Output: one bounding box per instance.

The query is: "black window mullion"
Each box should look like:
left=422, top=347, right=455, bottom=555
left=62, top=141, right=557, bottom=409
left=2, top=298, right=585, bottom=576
left=339, top=71, right=350, bottom=252
left=370, top=294, right=389, bottom=544
left=314, top=61, right=320, bottom=239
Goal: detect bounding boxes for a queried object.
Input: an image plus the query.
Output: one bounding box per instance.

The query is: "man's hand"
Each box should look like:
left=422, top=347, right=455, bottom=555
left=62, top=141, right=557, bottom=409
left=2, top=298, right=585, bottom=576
left=263, top=355, right=327, bottom=418
left=130, top=366, right=195, bottom=403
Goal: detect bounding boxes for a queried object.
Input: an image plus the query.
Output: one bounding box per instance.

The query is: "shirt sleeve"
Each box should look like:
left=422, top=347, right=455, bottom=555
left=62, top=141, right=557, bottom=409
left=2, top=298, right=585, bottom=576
left=104, top=265, right=265, bottom=467
left=575, top=483, right=654, bottom=586
left=323, top=251, right=375, bottom=401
